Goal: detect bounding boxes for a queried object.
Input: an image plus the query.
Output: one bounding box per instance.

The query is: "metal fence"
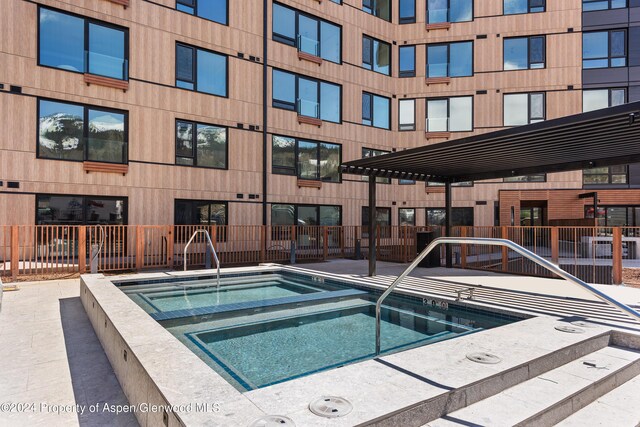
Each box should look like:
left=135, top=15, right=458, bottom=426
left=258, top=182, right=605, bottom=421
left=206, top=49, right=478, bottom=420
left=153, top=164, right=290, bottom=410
left=0, top=225, right=632, bottom=284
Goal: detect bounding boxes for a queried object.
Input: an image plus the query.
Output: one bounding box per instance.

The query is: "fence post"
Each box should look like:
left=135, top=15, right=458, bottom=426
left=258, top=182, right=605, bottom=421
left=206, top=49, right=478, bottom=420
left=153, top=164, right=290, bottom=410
left=460, top=227, right=467, bottom=269
left=323, top=226, right=328, bottom=260
left=78, top=226, right=86, bottom=273
left=260, top=226, right=266, bottom=263
left=551, top=227, right=559, bottom=264
left=166, top=225, right=174, bottom=269
left=501, top=226, right=508, bottom=271
left=10, top=225, right=19, bottom=281
left=135, top=226, right=145, bottom=271
left=612, top=227, right=623, bottom=285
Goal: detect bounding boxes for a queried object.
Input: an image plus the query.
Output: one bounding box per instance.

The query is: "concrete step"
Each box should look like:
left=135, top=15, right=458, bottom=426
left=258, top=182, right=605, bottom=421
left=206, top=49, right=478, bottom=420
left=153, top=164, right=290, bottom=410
left=425, top=346, right=640, bottom=427
left=556, top=374, right=640, bottom=427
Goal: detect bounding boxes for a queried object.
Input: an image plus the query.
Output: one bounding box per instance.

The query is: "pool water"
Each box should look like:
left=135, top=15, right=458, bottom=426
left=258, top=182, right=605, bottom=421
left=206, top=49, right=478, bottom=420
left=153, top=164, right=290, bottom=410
left=118, top=271, right=521, bottom=391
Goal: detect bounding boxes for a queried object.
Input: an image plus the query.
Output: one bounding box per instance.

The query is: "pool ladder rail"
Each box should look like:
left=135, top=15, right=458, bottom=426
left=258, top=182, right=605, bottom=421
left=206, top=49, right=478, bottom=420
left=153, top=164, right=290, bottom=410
left=184, top=230, right=220, bottom=288
left=374, top=237, right=640, bottom=355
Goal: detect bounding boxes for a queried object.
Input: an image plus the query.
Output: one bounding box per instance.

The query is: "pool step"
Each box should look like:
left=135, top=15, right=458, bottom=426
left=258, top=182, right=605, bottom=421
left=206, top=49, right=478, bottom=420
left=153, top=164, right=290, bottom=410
left=424, top=346, right=640, bottom=427
left=555, top=374, right=640, bottom=426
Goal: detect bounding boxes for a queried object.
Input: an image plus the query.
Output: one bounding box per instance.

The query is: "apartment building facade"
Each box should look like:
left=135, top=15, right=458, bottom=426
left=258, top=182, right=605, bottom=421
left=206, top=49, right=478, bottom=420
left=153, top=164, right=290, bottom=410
left=1, top=0, right=639, bottom=230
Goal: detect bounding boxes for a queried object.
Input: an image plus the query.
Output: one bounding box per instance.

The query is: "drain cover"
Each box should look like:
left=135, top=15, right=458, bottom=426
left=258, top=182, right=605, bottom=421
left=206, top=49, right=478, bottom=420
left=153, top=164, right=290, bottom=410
left=249, top=415, right=295, bottom=427
left=466, top=352, right=501, bottom=364
left=555, top=325, right=585, bottom=334
left=571, top=320, right=596, bottom=328
left=309, top=396, right=353, bottom=418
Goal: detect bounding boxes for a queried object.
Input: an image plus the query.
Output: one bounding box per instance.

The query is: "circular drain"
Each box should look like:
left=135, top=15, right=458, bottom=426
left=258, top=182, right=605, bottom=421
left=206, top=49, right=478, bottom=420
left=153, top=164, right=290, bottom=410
left=571, top=320, right=597, bottom=328
left=309, top=396, right=353, bottom=418
left=249, top=415, right=295, bottom=427
left=555, top=325, right=585, bottom=334
left=466, top=352, right=502, bottom=364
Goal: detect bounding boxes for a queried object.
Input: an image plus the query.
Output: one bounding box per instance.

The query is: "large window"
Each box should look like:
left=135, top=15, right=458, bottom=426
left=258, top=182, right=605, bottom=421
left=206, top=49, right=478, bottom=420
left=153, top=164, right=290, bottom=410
left=583, top=165, right=628, bottom=185
left=38, top=99, right=127, bottom=164
left=175, top=120, right=227, bottom=169
left=427, top=0, right=473, bottom=24
left=37, top=195, right=127, bottom=225
left=399, top=208, right=416, bottom=226
left=175, top=199, right=227, bottom=226
left=271, top=204, right=341, bottom=226
left=176, top=0, right=227, bottom=25
left=273, top=3, right=341, bottom=63
left=399, top=45, right=416, bottom=77
left=504, top=0, right=545, bottom=14
left=272, top=135, right=341, bottom=182
left=272, top=69, right=341, bottom=123
left=504, top=36, right=545, bottom=70
left=362, top=36, right=391, bottom=75
left=176, top=43, right=227, bottom=96
left=583, top=30, right=626, bottom=69
left=362, top=207, right=392, bottom=237
left=400, top=0, right=416, bottom=23
left=362, top=92, right=391, bottom=129
left=426, top=97, right=473, bottom=132
left=426, top=207, right=474, bottom=226
left=504, top=93, right=545, bottom=126
left=38, top=7, right=128, bottom=80
left=583, top=0, right=627, bottom=11
left=362, top=148, right=391, bottom=184
left=583, top=88, right=626, bottom=112
left=363, top=0, right=391, bottom=21
left=585, top=205, right=638, bottom=227
left=399, top=99, right=416, bottom=131
left=427, top=41, right=473, bottom=78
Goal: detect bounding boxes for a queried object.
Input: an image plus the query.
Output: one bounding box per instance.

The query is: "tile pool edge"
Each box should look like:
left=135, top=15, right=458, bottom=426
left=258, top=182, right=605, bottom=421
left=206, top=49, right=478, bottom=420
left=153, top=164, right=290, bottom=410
left=80, top=271, right=269, bottom=427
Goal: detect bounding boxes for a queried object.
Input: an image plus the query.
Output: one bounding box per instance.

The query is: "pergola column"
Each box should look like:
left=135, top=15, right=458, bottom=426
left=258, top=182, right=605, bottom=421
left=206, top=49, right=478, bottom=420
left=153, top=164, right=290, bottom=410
left=368, top=176, right=376, bottom=276
left=445, top=180, right=453, bottom=268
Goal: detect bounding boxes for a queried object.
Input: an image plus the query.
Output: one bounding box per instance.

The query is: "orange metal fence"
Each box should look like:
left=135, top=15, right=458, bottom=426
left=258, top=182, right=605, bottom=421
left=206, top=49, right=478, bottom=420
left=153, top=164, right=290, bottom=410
left=0, top=225, right=630, bottom=285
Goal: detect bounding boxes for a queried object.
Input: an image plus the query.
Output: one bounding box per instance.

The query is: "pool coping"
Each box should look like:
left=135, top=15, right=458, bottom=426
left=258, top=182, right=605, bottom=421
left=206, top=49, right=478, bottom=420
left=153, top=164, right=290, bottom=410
left=81, top=265, right=637, bottom=426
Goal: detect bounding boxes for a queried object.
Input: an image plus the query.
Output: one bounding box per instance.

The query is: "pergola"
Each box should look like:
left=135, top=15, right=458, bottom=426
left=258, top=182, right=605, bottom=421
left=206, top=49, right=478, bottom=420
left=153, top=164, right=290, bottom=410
left=341, top=101, right=640, bottom=276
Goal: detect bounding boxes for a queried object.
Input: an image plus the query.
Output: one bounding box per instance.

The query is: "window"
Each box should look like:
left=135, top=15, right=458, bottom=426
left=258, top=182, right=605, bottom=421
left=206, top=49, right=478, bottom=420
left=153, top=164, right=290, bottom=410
left=363, top=0, right=391, bottom=21
left=399, top=46, right=416, bottom=77
left=38, top=7, right=128, bottom=80
left=400, top=0, right=416, bottom=23
left=583, top=165, right=628, bottom=185
left=583, top=0, right=627, bottom=11
left=427, top=0, right=473, bottom=24
left=271, top=204, right=341, bottom=226
left=504, top=93, right=545, bottom=126
left=362, top=36, right=391, bottom=75
left=272, top=135, right=341, bottom=182
left=399, top=99, right=416, bottom=131
left=37, top=195, right=127, bottom=225
left=504, top=0, right=545, bottom=14
left=362, top=148, right=391, bottom=184
left=426, top=207, right=474, bottom=226
left=362, top=92, right=391, bottom=129
left=176, top=43, right=227, bottom=96
left=583, top=30, right=626, bottom=69
left=504, top=174, right=546, bottom=182
left=585, top=205, right=638, bottom=227
left=426, top=97, right=473, bottom=132
left=362, top=207, right=392, bottom=237
left=38, top=99, right=127, bottom=164
left=427, top=41, right=473, bottom=78
left=175, top=120, right=227, bottom=168
left=176, top=0, right=227, bottom=25
left=272, top=3, right=341, bottom=63
left=272, top=70, right=341, bottom=123
left=583, top=89, right=626, bottom=112
left=426, top=181, right=473, bottom=187
left=504, top=36, right=545, bottom=70
left=399, top=208, right=416, bottom=226
left=175, top=199, right=227, bottom=228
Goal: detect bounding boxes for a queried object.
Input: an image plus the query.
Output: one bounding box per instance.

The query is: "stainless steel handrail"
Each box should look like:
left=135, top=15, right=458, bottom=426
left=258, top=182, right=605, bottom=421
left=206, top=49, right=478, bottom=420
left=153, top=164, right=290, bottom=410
left=184, top=230, right=220, bottom=288
left=375, top=237, right=640, bottom=355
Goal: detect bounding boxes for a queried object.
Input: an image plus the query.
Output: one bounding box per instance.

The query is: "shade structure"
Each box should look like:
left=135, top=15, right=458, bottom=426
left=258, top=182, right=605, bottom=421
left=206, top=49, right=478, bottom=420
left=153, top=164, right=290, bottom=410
left=342, top=101, right=640, bottom=183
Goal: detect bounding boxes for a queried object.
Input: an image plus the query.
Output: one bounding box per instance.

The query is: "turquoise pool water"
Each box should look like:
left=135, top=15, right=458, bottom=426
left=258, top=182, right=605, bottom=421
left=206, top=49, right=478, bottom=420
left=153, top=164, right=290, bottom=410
left=118, top=271, right=521, bottom=391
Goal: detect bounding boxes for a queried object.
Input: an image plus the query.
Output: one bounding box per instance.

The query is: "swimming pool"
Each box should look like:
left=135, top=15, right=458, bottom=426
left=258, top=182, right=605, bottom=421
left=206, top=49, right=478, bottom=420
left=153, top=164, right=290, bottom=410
left=118, top=271, right=521, bottom=391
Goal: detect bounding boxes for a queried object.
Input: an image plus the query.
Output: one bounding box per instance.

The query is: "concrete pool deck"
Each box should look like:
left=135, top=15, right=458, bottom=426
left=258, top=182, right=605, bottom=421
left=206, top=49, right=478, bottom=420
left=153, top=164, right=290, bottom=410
left=2, top=261, right=640, bottom=426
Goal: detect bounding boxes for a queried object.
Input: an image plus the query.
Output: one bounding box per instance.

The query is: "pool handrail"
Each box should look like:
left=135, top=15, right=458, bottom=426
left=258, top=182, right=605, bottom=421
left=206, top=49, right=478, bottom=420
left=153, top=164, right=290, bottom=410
left=184, top=230, right=220, bottom=288
left=375, top=237, right=640, bottom=355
